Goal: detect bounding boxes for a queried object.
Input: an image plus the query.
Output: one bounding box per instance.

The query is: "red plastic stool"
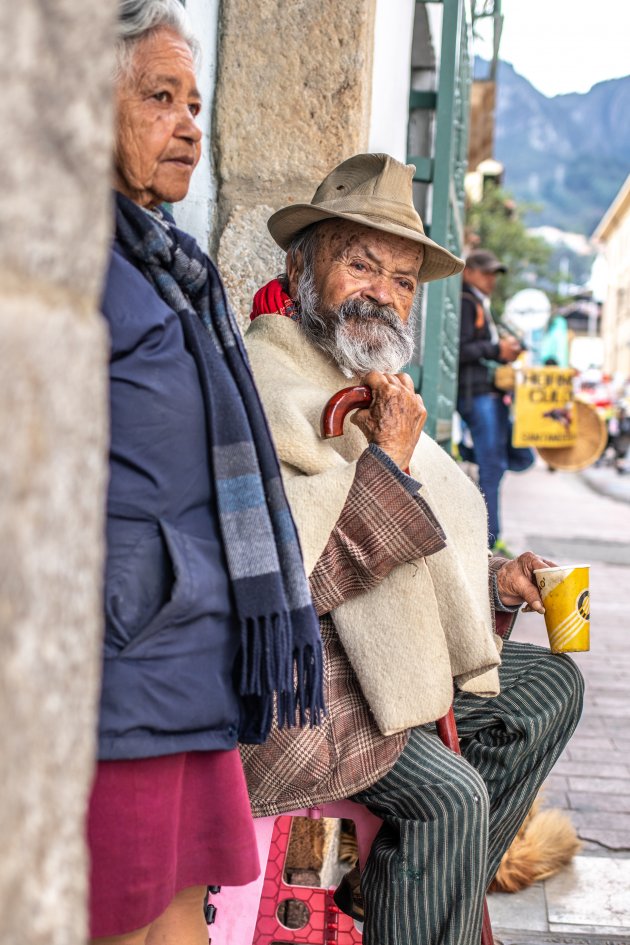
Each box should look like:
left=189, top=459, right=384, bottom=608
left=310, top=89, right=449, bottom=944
left=207, top=800, right=381, bottom=945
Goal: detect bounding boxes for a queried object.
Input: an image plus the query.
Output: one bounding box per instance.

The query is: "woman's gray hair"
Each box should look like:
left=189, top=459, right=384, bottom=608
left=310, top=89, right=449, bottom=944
left=115, top=0, right=201, bottom=83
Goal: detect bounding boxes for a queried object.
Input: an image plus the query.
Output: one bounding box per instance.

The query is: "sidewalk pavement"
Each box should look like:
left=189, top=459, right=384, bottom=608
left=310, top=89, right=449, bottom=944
left=487, top=464, right=630, bottom=944
left=581, top=464, right=630, bottom=506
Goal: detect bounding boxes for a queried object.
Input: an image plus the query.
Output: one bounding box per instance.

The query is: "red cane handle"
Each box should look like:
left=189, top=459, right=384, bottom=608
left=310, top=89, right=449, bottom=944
left=321, top=385, right=412, bottom=474
left=436, top=707, right=461, bottom=755
left=320, top=385, right=373, bottom=438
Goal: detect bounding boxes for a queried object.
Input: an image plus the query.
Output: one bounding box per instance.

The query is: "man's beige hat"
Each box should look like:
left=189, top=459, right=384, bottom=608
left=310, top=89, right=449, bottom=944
left=267, top=153, right=465, bottom=283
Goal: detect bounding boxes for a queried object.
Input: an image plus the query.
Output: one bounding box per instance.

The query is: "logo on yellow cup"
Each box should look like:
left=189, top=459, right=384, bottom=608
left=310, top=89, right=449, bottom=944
left=577, top=589, right=590, bottom=621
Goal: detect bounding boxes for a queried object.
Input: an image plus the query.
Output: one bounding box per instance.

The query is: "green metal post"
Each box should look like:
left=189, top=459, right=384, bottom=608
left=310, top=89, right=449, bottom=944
left=408, top=0, right=476, bottom=445
left=419, top=0, right=472, bottom=446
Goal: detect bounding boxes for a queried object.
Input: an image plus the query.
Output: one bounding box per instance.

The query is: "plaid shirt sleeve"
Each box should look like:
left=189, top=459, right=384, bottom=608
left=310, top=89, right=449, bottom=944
left=309, top=444, right=447, bottom=617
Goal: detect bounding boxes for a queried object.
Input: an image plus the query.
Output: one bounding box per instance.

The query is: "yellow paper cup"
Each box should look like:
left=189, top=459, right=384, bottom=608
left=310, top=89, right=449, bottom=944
left=534, top=566, right=590, bottom=653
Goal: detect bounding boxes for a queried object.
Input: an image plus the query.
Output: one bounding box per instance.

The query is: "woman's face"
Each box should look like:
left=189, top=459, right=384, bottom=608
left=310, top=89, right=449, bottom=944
left=114, top=28, right=202, bottom=209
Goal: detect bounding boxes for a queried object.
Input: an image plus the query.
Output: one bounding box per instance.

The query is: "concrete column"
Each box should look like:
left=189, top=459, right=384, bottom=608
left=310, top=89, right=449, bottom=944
left=0, top=1, right=113, bottom=941
left=213, top=0, right=377, bottom=329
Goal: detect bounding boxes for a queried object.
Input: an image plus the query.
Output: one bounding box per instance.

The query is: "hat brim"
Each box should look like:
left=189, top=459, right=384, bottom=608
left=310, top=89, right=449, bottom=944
left=537, top=401, right=607, bottom=471
left=267, top=204, right=464, bottom=283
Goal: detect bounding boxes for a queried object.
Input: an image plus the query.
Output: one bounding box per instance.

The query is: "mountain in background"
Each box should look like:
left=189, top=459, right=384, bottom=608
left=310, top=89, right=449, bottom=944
left=477, top=59, right=630, bottom=236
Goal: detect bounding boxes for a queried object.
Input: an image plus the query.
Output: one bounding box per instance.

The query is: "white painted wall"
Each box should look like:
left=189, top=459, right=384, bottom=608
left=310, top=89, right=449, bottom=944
left=368, top=0, right=416, bottom=161
left=173, top=0, right=220, bottom=252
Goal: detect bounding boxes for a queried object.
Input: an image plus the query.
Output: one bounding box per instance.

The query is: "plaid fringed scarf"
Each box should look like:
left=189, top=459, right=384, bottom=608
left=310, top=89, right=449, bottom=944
left=114, top=193, right=324, bottom=743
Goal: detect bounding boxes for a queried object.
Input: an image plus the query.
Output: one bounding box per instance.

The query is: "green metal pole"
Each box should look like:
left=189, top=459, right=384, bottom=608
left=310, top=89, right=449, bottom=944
left=420, top=0, right=471, bottom=445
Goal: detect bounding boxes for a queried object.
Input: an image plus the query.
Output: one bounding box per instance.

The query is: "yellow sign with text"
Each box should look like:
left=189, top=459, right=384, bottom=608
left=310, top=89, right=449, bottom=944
left=513, top=367, right=577, bottom=448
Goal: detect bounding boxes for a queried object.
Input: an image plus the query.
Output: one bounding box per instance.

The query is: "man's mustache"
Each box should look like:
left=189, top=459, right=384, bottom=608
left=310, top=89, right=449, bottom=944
left=333, top=298, right=403, bottom=329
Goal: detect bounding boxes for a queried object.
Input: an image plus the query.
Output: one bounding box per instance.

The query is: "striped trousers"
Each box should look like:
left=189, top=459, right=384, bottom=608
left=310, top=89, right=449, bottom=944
left=352, top=641, right=584, bottom=945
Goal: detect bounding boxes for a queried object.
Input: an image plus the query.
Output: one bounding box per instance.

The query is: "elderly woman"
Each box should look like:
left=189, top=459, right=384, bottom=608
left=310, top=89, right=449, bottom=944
left=87, top=2, right=323, bottom=943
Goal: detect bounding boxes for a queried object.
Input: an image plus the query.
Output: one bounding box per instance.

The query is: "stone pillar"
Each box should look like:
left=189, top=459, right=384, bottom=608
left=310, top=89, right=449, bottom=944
left=0, top=1, right=113, bottom=942
left=213, top=0, right=377, bottom=328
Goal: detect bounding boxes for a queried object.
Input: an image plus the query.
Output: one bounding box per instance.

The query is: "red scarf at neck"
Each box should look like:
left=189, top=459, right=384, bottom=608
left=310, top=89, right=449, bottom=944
left=250, top=278, right=298, bottom=321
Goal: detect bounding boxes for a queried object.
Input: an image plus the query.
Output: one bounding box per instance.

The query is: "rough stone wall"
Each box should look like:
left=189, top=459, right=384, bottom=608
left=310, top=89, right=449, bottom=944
left=214, top=0, right=377, bottom=329
left=0, top=1, right=113, bottom=942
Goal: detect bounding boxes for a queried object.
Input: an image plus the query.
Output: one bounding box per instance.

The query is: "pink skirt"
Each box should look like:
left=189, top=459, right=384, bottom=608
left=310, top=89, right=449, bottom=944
left=87, top=749, right=260, bottom=937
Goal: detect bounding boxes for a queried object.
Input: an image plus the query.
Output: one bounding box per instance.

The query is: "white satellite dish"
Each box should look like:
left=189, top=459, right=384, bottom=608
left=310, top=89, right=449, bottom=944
left=504, top=289, right=551, bottom=333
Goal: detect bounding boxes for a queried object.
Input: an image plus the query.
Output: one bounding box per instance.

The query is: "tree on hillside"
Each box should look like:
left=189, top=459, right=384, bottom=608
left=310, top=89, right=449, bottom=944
left=466, top=183, right=552, bottom=317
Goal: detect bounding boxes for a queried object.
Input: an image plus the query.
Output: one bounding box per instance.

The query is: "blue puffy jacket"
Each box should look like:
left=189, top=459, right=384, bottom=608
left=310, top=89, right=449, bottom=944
left=98, top=243, right=242, bottom=760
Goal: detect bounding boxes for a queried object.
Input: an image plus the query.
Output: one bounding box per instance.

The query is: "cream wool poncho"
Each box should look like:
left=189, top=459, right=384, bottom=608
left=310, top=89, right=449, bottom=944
left=245, top=315, right=502, bottom=733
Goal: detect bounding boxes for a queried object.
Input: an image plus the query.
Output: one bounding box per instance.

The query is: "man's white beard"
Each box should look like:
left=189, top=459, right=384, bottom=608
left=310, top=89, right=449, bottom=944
left=296, top=269, right=417, bottom=378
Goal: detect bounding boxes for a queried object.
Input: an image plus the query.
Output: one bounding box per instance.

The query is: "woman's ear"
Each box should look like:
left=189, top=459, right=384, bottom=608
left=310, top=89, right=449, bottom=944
left=286, top=250, right=303, bottom=299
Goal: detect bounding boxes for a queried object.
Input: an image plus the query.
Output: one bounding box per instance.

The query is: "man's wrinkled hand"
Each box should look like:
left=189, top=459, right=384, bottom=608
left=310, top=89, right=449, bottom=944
left=351, top=371, right=427, bottom=470
left=495, top=551, right=557, bottom=614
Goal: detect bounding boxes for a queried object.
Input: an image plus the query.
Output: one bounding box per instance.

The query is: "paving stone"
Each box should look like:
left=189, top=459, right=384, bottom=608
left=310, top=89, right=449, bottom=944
left=549, top=922, right=630, bottom=936
left=570, top=720, right=608, bottom=733
left=568, top=777, right=630, bottom=794
left=576, top=831, right=630, bottom=851
left=487, top=883, right=548, bottom=932
left=569, top=735, right=615, bottom=751
left=540, top=791, right=570, bottom=810
left=569, top=792, right=630, bottom=813
left=566, top=746, right=621, bottom=763
left=545, top=856, right=630, bottom=930
left=497, top=932, right=630, bottom=945
left=555, top=761, right=630, bottom=778
left=592, top=693, right=630, bottom=707
left=584, top=676, right=630, bottom=688
left=572, top=811, right=630, bottom=830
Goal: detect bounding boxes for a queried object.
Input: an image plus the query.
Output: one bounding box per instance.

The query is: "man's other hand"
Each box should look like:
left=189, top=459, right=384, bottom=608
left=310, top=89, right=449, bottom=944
left=498, top=336, right=522, bottom=363
left=352, top=371, right=426, bottom=470
left=496, top=551, right=557, bottom=614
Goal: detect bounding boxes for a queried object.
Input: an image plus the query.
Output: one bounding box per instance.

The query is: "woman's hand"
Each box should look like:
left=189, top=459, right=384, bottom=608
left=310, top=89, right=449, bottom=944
left=495, top=551, right=557, bottom=613
left=351, top=371, right=427, bottom=470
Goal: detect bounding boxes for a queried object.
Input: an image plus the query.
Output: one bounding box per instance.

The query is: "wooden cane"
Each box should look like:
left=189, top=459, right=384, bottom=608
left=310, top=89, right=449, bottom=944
left=321, top=385, right=494, bottom=945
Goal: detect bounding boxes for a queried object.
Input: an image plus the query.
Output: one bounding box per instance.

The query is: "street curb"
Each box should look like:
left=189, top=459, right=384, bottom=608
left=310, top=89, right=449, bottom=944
left=580, top=469, right=630, bottom=505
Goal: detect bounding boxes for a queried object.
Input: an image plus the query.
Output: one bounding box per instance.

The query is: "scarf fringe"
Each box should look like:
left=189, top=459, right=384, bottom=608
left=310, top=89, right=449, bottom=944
left=240, top=614, right=325, bottom=732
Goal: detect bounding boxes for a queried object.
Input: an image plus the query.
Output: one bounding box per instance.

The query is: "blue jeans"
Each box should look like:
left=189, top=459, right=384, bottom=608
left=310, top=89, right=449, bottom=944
left=457, top=393, right=534, bottom=545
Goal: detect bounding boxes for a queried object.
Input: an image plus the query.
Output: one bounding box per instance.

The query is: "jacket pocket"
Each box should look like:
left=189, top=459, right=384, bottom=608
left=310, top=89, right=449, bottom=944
left=106, top=518, right=233, bottom=658
left=105, top=519, right=205, bottom=657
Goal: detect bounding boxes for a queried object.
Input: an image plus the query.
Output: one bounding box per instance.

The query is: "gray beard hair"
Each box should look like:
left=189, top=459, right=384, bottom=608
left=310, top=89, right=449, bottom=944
left=296, top=267, right=418, bottom=378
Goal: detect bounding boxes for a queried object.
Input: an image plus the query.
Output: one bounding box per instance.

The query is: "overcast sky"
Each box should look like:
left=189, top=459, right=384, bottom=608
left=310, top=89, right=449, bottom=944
left=475, top=0, right=630, bottom=97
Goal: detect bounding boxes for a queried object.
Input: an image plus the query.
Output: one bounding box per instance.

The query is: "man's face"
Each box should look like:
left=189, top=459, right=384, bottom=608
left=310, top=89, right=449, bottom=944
left=310, top=220, right=423, bottom=323
left=288, top=220, right=424, bottom=377
left=464, top=266, right=498, bottom=297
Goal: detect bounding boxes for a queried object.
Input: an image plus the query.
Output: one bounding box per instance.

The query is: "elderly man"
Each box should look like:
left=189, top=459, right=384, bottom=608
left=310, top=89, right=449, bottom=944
left=241, top=154, right=583, bottom=945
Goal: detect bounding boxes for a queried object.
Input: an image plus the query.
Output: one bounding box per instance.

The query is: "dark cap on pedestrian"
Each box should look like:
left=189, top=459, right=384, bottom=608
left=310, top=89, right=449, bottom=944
left=465, top=249, right=507, bottom=274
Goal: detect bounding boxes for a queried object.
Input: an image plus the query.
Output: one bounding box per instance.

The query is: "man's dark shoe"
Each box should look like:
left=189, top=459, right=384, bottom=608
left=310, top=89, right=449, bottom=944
left=332, top=865, right=364, bottom=921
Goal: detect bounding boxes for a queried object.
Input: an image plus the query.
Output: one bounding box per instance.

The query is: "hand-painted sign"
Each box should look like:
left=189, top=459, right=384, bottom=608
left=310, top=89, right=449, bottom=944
left=513, top=367, right=577, bottom=448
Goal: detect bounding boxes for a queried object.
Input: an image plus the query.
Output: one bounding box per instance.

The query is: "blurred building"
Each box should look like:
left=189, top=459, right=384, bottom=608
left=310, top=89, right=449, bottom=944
left=553, top=293, right=603, bottom=371
left=594, top=174, right=630, bottom=378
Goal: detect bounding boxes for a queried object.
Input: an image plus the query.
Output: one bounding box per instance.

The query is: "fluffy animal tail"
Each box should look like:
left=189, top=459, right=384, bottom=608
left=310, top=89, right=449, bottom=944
left=489, top=799, right=581, bottom=893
